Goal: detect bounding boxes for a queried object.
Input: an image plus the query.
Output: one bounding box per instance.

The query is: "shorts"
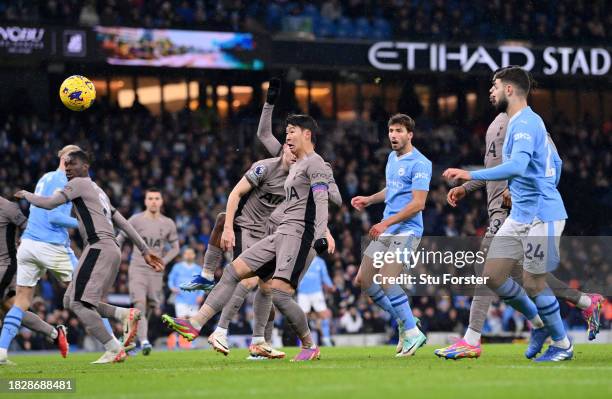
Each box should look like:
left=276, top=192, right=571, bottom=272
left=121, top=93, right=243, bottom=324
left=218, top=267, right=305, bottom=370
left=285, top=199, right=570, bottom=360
left=0, top=261, right=16, bottom=299
left=16, top=239, right=78, bottom=287
left=129, top=266, right=164, bottom=308
left=239, top=232, right=316, bottom=289
left=175, top=302, right=199, bottom=318
left=233, top=226, right=265, bottom=258
left=298, top=291, right=328, bottom=313
left=363, top=232, right=421, bottom=268
left=65, top=240, right=121, bottom=307
left=487, top=217, right=565, bottom=274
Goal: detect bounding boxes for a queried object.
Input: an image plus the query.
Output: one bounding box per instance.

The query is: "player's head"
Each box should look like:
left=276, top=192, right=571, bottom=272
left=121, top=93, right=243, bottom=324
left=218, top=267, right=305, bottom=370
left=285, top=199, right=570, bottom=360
left=64, top=150, right=90, bottom=180
left=490, top=66, right=532, bottom=112
left=57, top=144, right=82, bottom=171
left=183, top=247, right=196, bottom=263
left=387, top=113, right=415, bottom=153
left=281, top=143, right=297, bottom=167
left=144, top=188, right=163, bottom=214
left=285, top=114, right=319, bottom=156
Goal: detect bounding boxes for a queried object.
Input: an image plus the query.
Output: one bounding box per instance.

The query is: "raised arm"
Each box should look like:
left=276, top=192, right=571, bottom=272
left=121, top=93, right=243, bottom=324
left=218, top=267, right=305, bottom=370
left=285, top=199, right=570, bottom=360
left=257, top=78, right=283, bottom=156
left=20, top=191, right=67, bottom=210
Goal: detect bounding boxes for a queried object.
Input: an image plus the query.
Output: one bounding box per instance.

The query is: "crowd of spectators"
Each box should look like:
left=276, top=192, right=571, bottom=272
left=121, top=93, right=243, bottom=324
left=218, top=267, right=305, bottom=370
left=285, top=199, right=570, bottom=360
left=0, top=0, right=609, bottom=44
left=0, top=91, right=610, bottom=350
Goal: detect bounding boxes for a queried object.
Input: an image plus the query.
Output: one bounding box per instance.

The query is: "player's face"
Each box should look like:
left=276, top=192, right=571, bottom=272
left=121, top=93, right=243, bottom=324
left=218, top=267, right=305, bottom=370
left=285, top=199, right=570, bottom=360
left=388, top=124, right=412, bottom=152
left=64, top=156, right=88, bottom=180
left=145, top=192, right=163, bottom=213
left=285, top=124, right=306, bottom=155
left=183, top=248, right=195, bottom=263
left=281, top=143, right=297, bottom=166
left=489, top=78, right=508, bottom=112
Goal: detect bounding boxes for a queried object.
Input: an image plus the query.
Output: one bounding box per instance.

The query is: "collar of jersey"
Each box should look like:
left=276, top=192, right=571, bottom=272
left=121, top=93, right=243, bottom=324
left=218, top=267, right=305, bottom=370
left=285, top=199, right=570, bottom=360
left=508, top=106, right=530, bottom=126
left=395, top=150, right=414, bottom=160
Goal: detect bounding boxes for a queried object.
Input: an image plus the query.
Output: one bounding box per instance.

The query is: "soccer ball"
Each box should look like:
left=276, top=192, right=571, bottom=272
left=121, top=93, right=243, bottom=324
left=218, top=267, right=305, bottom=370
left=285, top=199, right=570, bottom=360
left=59, top=75, right=96, bottom=111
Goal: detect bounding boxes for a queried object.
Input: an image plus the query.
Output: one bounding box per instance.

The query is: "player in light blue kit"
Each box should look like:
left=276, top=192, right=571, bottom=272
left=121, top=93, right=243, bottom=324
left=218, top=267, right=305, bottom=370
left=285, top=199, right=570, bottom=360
left=297, top=255, right=335, bottom=347
left=444, top=66, right=572, bottom=362
left=0, top=145, right=81, bottom=365
left=351, top=114, right=431, bottom=357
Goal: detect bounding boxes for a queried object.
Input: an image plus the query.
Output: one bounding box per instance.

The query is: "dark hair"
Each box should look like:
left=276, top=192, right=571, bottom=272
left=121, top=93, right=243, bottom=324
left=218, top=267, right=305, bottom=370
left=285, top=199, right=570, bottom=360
left=388, top=113, right=415, bottom=132
left=493, top=66, right=532, bottom=95
left=285, top=114, right=319, bottom=143
left=67, top=150, right=91, bottom=164
left=145, top=187, right=162, bottom=195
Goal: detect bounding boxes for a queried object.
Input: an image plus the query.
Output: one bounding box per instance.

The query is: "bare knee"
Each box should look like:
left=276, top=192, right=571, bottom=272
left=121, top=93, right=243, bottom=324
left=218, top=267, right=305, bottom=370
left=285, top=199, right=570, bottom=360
left=523, top=272, right=546, bottom=297
left=270, top=278, right=294, bottom=295
left=240, top=276, right=258, bottom=290
left=258, top=279, right=272, bottom=295
left=231, top=258, right=255, bottom=279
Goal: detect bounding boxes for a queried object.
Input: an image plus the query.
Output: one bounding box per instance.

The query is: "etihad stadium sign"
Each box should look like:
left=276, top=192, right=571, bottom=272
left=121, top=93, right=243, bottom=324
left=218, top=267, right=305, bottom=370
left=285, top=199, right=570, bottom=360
left=367, top=41, right=610, bottom=76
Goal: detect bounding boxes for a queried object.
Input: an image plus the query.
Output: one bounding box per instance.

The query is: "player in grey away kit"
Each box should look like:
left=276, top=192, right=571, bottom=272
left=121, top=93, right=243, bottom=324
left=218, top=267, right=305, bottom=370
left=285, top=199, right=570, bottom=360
left=435, top=110, right=604, bottom=359
left=163, top=113, right=331, bottom=361
left=15, top=150, right=164, bottom=364
left=117, top=188, right=179, bottom=356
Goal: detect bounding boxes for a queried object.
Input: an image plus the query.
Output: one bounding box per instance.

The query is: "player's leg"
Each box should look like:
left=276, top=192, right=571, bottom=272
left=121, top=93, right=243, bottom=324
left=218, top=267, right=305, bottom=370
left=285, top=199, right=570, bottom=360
left=249, top=277, right=285, bottom=359
left=96, top=302, right=140, bottom=349
left=313, top=296, right=333, bottom=347
left=181, top=212, right=226, bottom=292
left=138, top=273, right=164, bottom=355
left=128, top=268, right=151, bottom=350
left=66, top=244, right=126, bottom=364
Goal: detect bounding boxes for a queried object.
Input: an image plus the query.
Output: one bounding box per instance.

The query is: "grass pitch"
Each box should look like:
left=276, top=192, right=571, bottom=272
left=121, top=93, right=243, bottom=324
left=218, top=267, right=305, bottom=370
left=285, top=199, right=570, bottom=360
left=2, top=344, right=611, bottom=399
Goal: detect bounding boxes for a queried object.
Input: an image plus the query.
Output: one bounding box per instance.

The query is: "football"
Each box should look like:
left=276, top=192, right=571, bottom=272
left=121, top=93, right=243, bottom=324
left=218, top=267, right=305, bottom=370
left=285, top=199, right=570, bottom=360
left=59, top=75, right=96, bottom=111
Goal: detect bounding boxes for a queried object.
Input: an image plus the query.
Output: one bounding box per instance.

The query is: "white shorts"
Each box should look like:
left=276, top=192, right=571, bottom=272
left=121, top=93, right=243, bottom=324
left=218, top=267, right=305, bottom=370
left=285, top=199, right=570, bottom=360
left=16, top=239, right=77, bottom=287
left=175, top=302, right=199, bottom=318
left=363, top=232, right=421, bottom=268
left=297, top=291, right=327, bottom=313
left=487, top=217, right=565, bottom=274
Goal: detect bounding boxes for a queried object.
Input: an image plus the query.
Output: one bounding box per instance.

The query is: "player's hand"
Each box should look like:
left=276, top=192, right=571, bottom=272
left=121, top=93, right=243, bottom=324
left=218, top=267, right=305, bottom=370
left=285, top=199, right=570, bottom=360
left=502, top=188, right=512, bottom=208
left=266, top=77, right=281, bottom=105
left=442, top=168, right=472, bottom=182
left=144, top=253, right=164, bottom=272
left=447, top=186, right=467, bottom=207
left=220, top=226, right=235, bottom=252
left=368, top=221, right=389, bottom=240
left=14, top=190, right=28, bottom=199
left=325, top=230, right=336, bottom=254
left=351, top=196, right=370, bottom=211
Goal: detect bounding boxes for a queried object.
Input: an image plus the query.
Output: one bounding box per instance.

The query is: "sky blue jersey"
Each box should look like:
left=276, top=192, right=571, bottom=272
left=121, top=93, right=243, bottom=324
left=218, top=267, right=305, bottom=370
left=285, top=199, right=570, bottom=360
left=22, top=170, right=78, bottom=246
left=383, top=148, right=432, bottom=236
left=471, top=106, right=567, bottom=223
left=168, top=262, right=203, bottom=305
left=298, top=256, right=333, bottom=295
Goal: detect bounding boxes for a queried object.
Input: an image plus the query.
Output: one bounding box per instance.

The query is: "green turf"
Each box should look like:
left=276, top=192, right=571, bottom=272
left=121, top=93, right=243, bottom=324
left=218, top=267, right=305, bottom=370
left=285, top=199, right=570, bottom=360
left=1, top=344, right=611, bottom=399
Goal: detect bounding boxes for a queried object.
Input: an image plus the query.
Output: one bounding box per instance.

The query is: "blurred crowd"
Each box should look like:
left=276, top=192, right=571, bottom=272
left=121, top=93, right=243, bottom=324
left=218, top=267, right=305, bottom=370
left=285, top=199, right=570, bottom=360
left=1, top=92, right=610, bottom=350
left=0, top=0, right=609, bottom=44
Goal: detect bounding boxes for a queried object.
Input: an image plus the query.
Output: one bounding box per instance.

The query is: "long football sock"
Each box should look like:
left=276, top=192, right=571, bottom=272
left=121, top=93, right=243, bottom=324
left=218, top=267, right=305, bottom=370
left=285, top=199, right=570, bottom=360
left=495, top=279, right=543, bottom=327
left=201, top=245, right=223, bottom=280
left=384, top=284, right=416, bottom=330
left=365, top=283, right=399, bottom=319
left=0, top=306, right=24, bottom=354
left=532, top=288, right=569, bottom=347
left=217, top=283, right=250, bottom=329
left=21, top=311, right=56, bottom=338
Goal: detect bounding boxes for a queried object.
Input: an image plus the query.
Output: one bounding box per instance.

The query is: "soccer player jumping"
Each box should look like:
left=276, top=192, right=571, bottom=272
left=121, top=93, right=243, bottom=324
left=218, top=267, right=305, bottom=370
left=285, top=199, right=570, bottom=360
left=351, top=114, right=431, bottom=357
left=443, top=66, right=573, bottom=362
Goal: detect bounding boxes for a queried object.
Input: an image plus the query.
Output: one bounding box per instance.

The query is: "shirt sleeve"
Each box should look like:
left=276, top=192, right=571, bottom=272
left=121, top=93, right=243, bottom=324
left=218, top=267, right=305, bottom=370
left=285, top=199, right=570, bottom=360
left=410, top=161, right=432, bottom=191
left=59, top=178, right=82, bottom=201
left=308, top=159, right=330, bottom=240
left=6, top=203, right=28, bottom=229
left=162, top=221, right=180, bottom=266
left=244, top=161, right=270, bottom=187
left=323, top=162, right=342, bottom=207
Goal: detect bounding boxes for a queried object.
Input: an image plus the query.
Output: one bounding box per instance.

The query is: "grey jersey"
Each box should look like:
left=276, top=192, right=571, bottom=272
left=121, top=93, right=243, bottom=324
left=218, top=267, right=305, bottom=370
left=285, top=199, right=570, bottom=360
left=276, top=152, right=329, bottom=241
left=463, top=113, right=509, bottom=219
left=60, top=177, right=116, bottom=245
left=0, top=197, right=27, bottom=265
left=123, top=212, right=178, bottom=268
left=235, top=157, right=288, bottom=235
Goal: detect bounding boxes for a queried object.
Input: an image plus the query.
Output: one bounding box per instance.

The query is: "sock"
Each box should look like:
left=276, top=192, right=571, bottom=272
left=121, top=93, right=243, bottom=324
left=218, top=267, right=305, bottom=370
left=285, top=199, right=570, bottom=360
left=71, top=301, right=113, bottom=345
left=202, top=245, right=223, bottom=280
left=321, top=319, right=331, bottom=339
left=552, top=336, right=571, bottom=349
left=253, top=288, right=273, bottom=338
left=365, top=283, right=398, bottom=319
left=467, top=295, right=493, bottom=336
left=214, top=327, right=228, bottom=336
left=464, top=327, right=481, bottom=346
left=532, top=288, right=567, bottom=343
left=0, top=306, right=24, bottom=350
left=383, top=284, right=416, bottom=330
left=576, top=295, right=592, bottom=310
left=191, top=264, right=242, bottom=329
left=133, top=302, right=148, bottom=343
left=271, top=288, right=310, bottom=339
left=21, top=311, right=55, bottom=338
left=97, top=302, right=128, bottom=321
left=495, top=279, right=539, bottom=320
left=264, top=319, right=274, bottom=343
left=404, top=326, right=420, bottom=338
left=103, top=336, right=122, bottom=352
left=251, top=336, right=266, bottom=344
left=217, top=283, right=250, bottom=329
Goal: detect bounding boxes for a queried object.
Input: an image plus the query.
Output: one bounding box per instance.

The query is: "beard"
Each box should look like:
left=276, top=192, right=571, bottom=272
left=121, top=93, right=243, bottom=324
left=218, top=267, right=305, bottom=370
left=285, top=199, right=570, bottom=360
left=494, top=96, right=508, bottom=113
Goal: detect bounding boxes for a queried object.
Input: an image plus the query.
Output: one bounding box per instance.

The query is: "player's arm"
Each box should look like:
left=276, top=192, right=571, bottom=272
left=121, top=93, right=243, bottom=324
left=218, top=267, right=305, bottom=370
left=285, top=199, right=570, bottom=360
left=548, top=135, right=562, bottom=186
left=111, top=209, right=164, bottom=271
left=17, top=191, right=67, bottom=210
left=462, top=179, right=486, bottom=193
left=162, top=223, right=180, bottom=265
left=167, top=264, right=180, bottom=293
left=351, top=188, right=387, bottom=211
left=48, top=204, right=79, bottom=229
left=115, top=215, right=135, bottom=248
left=320, top=259, right=334, bottom=290
left=257, top=78, right=282, bottom=157
left=221, top=177, right=254, bottom=251
left=324, top=162, right=342, bottom=207
left=309, top=161, right=330, bottom=242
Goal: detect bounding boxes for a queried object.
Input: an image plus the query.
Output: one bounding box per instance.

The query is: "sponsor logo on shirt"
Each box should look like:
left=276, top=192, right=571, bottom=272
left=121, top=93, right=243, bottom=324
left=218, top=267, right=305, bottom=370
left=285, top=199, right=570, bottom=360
left=514, top=132, right=532, bottom=141
left=414, top=172, right=429, bottom=180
